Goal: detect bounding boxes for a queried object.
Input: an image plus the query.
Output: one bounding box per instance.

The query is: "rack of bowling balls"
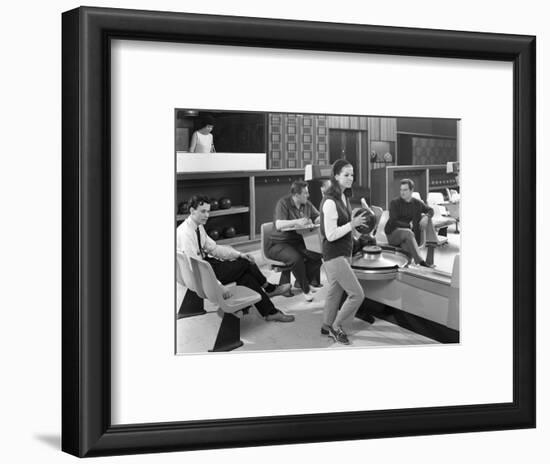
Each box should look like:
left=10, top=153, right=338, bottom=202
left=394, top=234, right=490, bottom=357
left=177, top=197, right=241, bottom=240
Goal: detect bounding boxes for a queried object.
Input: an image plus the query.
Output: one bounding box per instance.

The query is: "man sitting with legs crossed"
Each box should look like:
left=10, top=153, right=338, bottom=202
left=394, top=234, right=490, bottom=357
left=384, top=178, right=438, bottom=267
left=177, top=195, right=294, bottom=322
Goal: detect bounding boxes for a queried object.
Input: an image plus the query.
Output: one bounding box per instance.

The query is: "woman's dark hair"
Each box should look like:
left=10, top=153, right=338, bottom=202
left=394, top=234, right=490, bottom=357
left=325, top=159, right=353, bottom=198
left=199, top=114, right=215, bottom=128
left=188, top=194, right=211, bottom=211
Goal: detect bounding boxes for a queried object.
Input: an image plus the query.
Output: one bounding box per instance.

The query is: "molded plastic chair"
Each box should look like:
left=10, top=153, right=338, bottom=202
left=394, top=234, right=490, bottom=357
left=370, top=205, right=384, bottom=237
left=176, top=251, right=206, bottom=319
left=176, top=251, right=205, bottom=298
left=444, top=189, right=461, bottom=233
left=426, top=192, right=456, bottom=241
left=449, top=189, right=460, bottom=202
left=427, top=192, right=445, bottom=206
left=189, top=256, right=261, bottom=352
left=374, top=209, right=390, bottom=245
left=260, top=222, right=294, bottom=296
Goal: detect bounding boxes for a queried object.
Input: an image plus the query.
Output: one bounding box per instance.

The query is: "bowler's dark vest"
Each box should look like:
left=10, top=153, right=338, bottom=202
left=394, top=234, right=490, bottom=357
left=320, top=193, right=353, bottom=261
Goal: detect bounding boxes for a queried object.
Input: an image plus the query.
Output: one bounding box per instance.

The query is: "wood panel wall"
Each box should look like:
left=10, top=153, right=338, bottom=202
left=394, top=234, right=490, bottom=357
left=368, top=117, right=397, bottom=143
left=367, top=117, right=397, bottom=185
left=368, top=117, right=398, bottom=172
left=327, top=116, right=368, bottom=130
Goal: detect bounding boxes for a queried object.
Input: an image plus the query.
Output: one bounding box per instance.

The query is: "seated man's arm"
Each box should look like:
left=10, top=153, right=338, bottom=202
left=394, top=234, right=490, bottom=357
left=310, top=202, right=321, bottom=225
left=273, top=198, right=307, bottom=230
left=420, top=200, right=435, bottom=218
left=202, top=230, right=241, bottom=260
left=275, top=218, right=306, bottom=230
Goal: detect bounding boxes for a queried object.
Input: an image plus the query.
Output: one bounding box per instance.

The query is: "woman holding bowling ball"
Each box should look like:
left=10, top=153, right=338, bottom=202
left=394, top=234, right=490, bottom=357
left=319, top=159, right=368, bottom=345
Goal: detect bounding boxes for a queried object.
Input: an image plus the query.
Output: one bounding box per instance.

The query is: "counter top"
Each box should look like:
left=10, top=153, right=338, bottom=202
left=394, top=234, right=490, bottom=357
left=177, top=168, right=306, bottom=180
left=176, top=152, right=266, bottom=173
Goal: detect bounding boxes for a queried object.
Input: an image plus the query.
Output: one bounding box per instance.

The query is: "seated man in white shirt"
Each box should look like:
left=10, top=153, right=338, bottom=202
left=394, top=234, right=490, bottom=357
left=177, top=195, right=294, bottom=322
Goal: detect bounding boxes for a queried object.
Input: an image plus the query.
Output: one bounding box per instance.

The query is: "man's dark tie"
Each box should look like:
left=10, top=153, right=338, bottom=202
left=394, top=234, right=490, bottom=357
left=196, top=227, right=204, bottom=259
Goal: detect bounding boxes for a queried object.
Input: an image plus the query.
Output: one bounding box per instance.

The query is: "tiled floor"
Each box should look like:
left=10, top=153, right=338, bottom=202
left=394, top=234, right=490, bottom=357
left=176, top=229, right=460, bottom=354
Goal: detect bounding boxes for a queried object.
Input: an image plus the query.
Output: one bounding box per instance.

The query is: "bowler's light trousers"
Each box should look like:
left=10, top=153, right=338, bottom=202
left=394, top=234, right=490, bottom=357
left=323, top=256, right=365, bottom=329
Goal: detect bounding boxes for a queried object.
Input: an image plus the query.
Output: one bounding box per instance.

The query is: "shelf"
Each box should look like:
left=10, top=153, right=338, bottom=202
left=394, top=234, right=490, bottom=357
left=176, top=205, right=249, bottom=221
left=429, top=183, right=458, bottom=189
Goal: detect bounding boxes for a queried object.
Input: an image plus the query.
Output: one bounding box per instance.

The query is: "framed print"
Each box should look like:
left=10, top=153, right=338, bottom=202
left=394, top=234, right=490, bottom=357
left=62, top=6, right=536, bottom=457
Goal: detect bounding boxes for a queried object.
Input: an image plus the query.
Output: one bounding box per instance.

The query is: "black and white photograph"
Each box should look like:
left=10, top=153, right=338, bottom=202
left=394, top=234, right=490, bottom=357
left=175, top=110, right=461, bottom=353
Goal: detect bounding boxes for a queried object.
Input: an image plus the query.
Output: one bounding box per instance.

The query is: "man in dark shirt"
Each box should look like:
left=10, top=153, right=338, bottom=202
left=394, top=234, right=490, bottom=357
left=384, top=178, right=438, bottom=266
left=267, top=180, right=323, bottom=302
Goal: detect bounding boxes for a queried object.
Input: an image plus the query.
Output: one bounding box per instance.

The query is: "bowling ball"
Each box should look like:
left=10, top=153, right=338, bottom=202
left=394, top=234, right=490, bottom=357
left=353, top=208, right=376, bottom=235
left=178, top=201, right=188, bottom=214
left=219, top=197, right=232, bottom=209
left=223, top=226, right=236, bottom=238
left=208, top=228, right=221, bottom=240
left=210, top=199, right=219, bottom=211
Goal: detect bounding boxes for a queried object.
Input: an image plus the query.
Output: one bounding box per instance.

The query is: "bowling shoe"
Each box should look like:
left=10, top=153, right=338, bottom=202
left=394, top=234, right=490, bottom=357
left=327, top=326, right=350, bottom=345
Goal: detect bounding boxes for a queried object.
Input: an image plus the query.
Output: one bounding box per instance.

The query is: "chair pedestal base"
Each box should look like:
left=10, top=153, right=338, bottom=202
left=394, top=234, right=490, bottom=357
left=177, top=290, right=206, bottom=319
left=209, top=312, right=243, bottom=352
left=425, top=244, right=436, bottom=267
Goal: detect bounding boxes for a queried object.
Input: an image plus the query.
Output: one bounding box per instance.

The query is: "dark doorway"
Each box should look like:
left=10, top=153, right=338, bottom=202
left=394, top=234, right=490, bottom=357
left=330, top=129, right=358, bottom=166
left=329, top=129, right=368, bottom=187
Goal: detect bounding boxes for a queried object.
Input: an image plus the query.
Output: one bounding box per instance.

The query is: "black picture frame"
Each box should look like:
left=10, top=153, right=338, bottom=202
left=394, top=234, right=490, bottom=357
left=62, top=6, right=536, bottom=457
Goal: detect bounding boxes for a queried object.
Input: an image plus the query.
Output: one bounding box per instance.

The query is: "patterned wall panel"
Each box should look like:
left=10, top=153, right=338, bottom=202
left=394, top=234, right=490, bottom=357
left=268, top=113, right=329, bottom=169
left=412, top=137, right=457, bottom=165
left=268, top=114, right=283, bottom=169
left=316, top=116, right=329, bottom=166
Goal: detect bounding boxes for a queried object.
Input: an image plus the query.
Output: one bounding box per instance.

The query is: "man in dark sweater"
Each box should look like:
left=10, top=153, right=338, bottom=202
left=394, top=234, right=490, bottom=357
left=384, top=178, right=438, bottom=266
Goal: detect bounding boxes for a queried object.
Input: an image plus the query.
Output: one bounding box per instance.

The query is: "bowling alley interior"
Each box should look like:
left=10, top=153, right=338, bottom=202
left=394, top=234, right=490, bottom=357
left=175, top=109, right=460, bottom=353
